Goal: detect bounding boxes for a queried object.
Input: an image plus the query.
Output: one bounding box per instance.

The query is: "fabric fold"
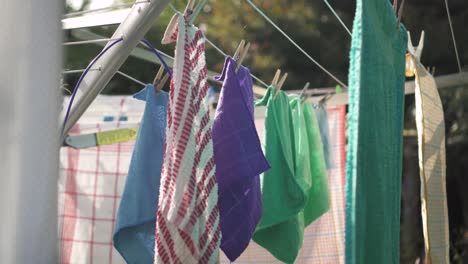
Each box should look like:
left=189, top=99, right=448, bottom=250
left=409, top=54, right=450, bottom=264
left=254, top=89, right=329, bottom=263
left=154, top=12, right=221, bottom=264
left=212, top=57, right=270, bottom=261
left=113, top=85, right=168, bottom=264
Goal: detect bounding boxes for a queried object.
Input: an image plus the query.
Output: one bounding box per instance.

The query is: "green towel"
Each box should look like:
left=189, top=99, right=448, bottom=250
left=345, top=0, right=407, bottom=263
left=253, top=90, right=330, bottom=263
left=302, top=101, right=330, bottom=224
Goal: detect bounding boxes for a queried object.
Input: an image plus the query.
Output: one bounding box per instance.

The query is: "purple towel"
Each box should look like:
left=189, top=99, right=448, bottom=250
left=213, top=57, right=271, bottom=261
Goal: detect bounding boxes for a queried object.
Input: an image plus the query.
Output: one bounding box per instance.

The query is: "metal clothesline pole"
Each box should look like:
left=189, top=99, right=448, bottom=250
left=61, top=0, right=171, bottom=136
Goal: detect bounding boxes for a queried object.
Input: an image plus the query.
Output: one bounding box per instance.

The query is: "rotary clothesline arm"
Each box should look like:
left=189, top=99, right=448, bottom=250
left=61, top=0, right=170, bottom=137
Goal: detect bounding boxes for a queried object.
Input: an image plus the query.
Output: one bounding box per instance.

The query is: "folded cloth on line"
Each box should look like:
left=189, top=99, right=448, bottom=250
left=154, top=12, right=221, bottom=264
left=254, top=88, right=331, bottom=263
left=345, top=0, right=407, bottom=263
left=408, top=54, right=450, bottom=264
left=113, top=85, right=168, bottom=263
left=302, top=100, right=331, bottom=224
left=213, top=56, right=270, bottom=262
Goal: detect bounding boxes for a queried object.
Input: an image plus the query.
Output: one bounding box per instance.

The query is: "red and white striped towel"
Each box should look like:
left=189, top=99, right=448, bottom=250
left=154, top=13, right=221, bottom=264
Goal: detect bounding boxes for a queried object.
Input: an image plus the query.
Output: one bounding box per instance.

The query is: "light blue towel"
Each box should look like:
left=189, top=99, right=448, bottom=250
left=314, top=104, right=333, bottom=169
left=113, top=85, right=168, bottom=264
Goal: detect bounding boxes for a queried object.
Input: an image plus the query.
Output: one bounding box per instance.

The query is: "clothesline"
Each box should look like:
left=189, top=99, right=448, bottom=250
left=63, top=0, right=150, bottom=18
left=444, top=0, right=462, bottom=73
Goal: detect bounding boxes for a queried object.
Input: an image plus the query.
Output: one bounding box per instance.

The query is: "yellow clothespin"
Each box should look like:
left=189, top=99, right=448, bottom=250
left=406, top=31, right=425, bottom=77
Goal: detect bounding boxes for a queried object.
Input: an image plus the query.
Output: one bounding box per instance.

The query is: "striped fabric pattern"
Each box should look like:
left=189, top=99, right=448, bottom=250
left=154, top=13, right=221, bottom=264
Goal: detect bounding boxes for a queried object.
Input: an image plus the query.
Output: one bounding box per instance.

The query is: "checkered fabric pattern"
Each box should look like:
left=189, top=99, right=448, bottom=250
left=221, top=105, right=347, bottom=264
left=58, top=96, right=144, bottom=264
left=58, top=96, right=346, bottom=264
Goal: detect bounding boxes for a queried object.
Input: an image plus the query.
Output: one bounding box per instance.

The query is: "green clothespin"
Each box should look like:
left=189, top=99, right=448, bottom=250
left=335, top=84, right=343, bottom=94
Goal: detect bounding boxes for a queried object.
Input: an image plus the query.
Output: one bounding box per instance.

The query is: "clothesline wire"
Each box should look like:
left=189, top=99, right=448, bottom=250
left=169, top=3, right=270, bottom=89
left=116, top=71, right=146, bottom=86
left=322, top=0, right=352, bottom=36
left=63, top=68, right=101, bottom=74
left=244, top=0, right=348, bottom=89
left=62, top=68, right=146, bottom=86
left=63, top=38, right=121, bottom=46
left=64, top=0, right=150, bottom=18
left=62, top=37, right=124, bottom=132
left=443, top=0, right=463, bottom=73
left=204, top=38, right=269, bottom=88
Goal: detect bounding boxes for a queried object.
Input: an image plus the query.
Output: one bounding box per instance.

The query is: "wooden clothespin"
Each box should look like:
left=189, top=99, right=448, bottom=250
left=406, top=31, right=425, bottom=77
left=156, top=73, right=170, bottom=93
left=187, top=0, right=208, bottom=25
left=153, top=65, right=169, bottom=93
left=274, top=72, right=288, bottom=99
left=234, top=40, right=245, bottom=61
left=235, top=42, right=250, bottom=72
left=271, top=69, right=281, bottom=88
left=394, top=0, right=406, bottom=30
left=300, top=82, right=310, bottom=103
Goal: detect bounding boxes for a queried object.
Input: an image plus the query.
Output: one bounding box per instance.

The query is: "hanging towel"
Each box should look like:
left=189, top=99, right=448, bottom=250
left=315, top=104, right=333, bottom=169
left=253, top=88, right=304, bottom=264
left=113, top=86, right=167, bottom=263
left=407, top=54, right=450, bottom=263
left=154, top=12, right=221, bottom=264
left=212, top=57, right=270, bottom=261
left=345, top=0, right=407, bottom=263
left=302, top=101, right=331, bottom=224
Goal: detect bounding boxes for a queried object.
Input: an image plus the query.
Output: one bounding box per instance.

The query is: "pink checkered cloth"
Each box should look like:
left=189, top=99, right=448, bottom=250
left=58, top=96, right=346, bottom=264
left=58, top=96, right=143, bottom=264
left=220, top=105, right=347, bottom=264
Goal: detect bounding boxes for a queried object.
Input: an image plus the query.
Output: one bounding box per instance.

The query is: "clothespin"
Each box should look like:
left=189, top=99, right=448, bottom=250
left=274, top=72, right=288, bottom=99
left=271, top=69, right=281, bottom=88
left=406, top=31, right=425, bottom=77
left=185, top=0, right=196, bottom=15
left=300, top=82, right=310, bottom=103
left=395, top=0, right=406, bottom=30
left=235, top=42, right=250, bottom=72
left=233, top=40, right=246, bottom=61
left=317, top=84, right=342, bottom=107
left=187, top=0, right=208, bottom=25
left=153, top=65, right=169, bottom=93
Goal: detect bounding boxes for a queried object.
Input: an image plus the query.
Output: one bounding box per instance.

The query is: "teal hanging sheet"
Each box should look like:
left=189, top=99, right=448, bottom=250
left=345, top=0, right=407, bottom=263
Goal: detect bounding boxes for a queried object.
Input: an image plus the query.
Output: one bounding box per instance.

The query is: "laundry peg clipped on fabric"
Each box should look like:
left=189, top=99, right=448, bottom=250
left=406, top=30, right=425, bottom=77
left=153, top=65, right=165, bottom=92
left=395, top=0, right=406, bottom=29
left=233, top=40, right=246, bottom=61
left=186, top=0, right=196, bottom=13
left=155, top=73, right=170, bottom=93
left=300, top=82, right=310, bottom=103
left=274, top=72, right=288, bottom=99
left=188, top=0, right=208, bottom=25
left=236, top=42, right=250, bottom=72
left=271, top=69, right=281, bottom=88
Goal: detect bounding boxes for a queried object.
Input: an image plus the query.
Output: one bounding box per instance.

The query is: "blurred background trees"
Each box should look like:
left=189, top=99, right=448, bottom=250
left=63, top=0, right=468, bottom=262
